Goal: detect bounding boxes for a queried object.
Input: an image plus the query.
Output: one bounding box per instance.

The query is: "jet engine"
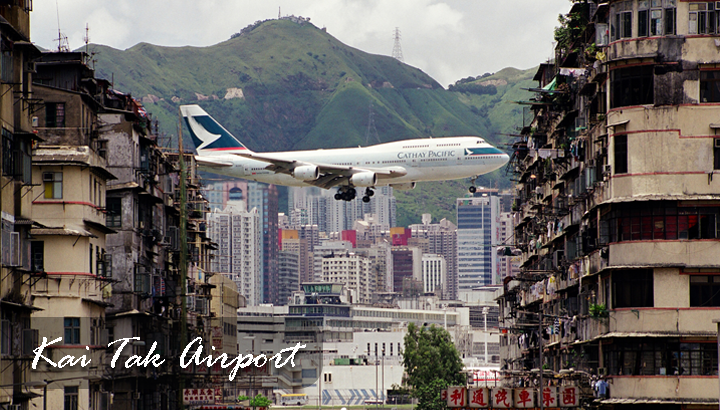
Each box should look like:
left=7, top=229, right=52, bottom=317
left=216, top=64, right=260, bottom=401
left=349, top=171, right=377, bottom=187
left=389, top=182, right=416, bottom=190
left=292, top=165, right=320, bottom=181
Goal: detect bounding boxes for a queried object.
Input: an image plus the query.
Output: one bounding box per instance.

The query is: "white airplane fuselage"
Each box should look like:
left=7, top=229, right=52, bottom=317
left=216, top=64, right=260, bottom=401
left=197, top=136, right=509, bottom=188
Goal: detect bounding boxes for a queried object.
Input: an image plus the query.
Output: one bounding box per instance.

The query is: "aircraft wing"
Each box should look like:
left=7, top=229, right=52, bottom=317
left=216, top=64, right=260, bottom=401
left=234, top=152, right=407, bottom=189
left=194, top=156, right=234, bottom=168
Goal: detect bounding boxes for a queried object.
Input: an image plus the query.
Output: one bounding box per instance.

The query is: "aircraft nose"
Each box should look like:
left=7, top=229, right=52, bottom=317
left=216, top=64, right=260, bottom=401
left=500, top=153, right=510, bottom=164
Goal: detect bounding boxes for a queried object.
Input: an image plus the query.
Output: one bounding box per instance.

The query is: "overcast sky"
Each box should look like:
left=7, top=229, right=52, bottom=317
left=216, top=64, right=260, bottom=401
left=31, top=0, right=571, bottom=87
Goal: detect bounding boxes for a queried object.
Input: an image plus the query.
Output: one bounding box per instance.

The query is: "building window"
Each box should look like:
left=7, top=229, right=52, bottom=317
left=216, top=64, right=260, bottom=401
left=106, top=197, right=122, bottom=228
left=0, top=319, right=9, bottom=355
left=64, top=386, right=79, bottom=410
left=64, top=318, right=80, bottom=345
left=46, top=102, right=66, bottom=128
left=43, top=172, right=63, bottom=199
left=611, top=65, right=654, bottom=108
left=690, top=275, right=720, bottom=306
left=613, top=269, right=653, bottom=308
left=1, top=128, right=13, bottom=176
left=31, top=241, right=44, bottom=272
left=604, top=340, right=717, bottom=376
left=714, top=139, right=720, bottom=170
left=689, top=2, right=717, bottom=34
left=700, top=70, right=720, bottom=102
left=89, top=244, right=93, bottom=275
left=609, top=202, right=720, bottom=241
left=614, top=135, right=628, bottom=174
left=664, top=0, right=677, bottom=34
left=612, top=1, right=633, bottom=40
left=639, top=0, right=674, bottom=36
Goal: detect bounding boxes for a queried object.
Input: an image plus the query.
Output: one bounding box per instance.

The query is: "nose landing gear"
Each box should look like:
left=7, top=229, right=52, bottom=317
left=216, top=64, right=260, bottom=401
left=468, top=176, right=478, bottom=193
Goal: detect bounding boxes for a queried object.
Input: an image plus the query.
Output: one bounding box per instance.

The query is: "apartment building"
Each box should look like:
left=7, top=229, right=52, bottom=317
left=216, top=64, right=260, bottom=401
left=28, top=51, right=117, bottom=410
left=457, top=194, right=499, bottom=297
left=409, top=214, right=458, bottom=298
left=500, top=1, right=720, bottom=408
left=321, top=253, right=374, bottom=304
left=207, top=201, right=262, bottom=306
left=0, top=2, right=42, bottom=408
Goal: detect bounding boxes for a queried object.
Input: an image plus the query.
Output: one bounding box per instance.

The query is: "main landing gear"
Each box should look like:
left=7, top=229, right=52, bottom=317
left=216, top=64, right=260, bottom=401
left=468, top=176, right=478, bottom=193
left=334, top=187, right=374, bottom=202
left=362, top=188, right=374, bottom=203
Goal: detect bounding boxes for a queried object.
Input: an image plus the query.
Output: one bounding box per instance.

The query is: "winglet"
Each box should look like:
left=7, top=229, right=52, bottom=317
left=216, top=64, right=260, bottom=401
left=180, top=105, right=248, bottom=153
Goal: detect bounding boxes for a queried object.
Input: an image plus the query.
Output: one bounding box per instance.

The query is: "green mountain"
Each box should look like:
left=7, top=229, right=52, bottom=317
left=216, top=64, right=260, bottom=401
left=90, top=19, right=534, bottom=225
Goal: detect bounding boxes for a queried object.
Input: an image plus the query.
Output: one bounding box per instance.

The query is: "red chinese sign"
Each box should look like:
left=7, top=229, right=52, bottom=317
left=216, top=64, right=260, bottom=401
left=467, top=388, right=489, bottom=408
left=560, top=386, right=579, bottom=407
left=446, top=387, right=466, bottom=408
left=542, top=386, right=557, bottom=408
left=513, top=388, right=535, bottom=408
left=182, top=388, right=220, bottom=405
left=491, top=387, right=512, bottom=408
left=440, top=389, right=448, bottom=401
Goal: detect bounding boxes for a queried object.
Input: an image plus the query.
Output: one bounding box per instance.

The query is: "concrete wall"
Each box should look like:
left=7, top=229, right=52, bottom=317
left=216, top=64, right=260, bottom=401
left=609, top=375, right=718, bottom=401
left=610, top=241, right=720, bottom=267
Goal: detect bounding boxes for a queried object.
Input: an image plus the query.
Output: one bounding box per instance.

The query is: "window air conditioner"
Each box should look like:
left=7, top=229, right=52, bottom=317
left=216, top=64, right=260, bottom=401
left=714, top=138, right=720, bottom=148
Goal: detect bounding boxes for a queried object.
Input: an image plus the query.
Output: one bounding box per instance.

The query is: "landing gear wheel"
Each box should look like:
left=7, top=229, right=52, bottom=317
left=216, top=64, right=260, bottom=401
left=365, top=188, right=375, bottom=197
left=334, top=193, right=343, bottom=200
left=362, top=196, right=371, bottom=203
left=469, top=176, right=478, bottom=193
left=347, top=188, right=357, bottom=197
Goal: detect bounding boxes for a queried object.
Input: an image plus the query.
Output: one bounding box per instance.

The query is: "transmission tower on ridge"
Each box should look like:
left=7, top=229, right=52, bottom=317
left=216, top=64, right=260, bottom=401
left=392, top=27, right=404, bottom=62
left=365, top=102, right=380, bottom=146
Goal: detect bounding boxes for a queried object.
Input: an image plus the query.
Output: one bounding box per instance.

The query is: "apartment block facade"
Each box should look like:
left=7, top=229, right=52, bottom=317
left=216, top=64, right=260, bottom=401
left=500, top=1, right=720, bottom=408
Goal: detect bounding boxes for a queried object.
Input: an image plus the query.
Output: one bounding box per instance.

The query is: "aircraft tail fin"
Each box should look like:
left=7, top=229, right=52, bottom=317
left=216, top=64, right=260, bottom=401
left=180, top=105, right=249, bottom=153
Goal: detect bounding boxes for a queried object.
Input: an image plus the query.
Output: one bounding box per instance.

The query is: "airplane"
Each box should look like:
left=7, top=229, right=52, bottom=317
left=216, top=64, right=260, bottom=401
left=180, top=104, right=510, bottom=202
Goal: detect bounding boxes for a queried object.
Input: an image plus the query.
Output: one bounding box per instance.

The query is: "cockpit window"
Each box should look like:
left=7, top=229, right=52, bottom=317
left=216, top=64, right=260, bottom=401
left=477, top=139, right=485, bottom=144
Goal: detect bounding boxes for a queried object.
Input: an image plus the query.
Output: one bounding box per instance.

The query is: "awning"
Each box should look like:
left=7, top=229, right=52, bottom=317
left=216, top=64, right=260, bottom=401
left=543, top=77, right=557, bottom=91
left=1, top=299, right=43, bottom=311
left=31, top=227, right=97, bottom=238
left=599, top=331, right=716, bottom=339
left=82, top=298, right=113, bottom=308
left=84, top=219, right=117, bottom=235
left=600, top=398, right=718, bottom=405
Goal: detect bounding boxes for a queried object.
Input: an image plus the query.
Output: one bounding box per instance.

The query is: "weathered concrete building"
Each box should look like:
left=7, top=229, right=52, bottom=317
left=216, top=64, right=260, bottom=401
left=31, top=51, right=115, bottom=410
left=100, top=87, right=189, bottom=409
left=500, top=1, right=720, bottom=408
left=0, top=2, right=42, bottom=408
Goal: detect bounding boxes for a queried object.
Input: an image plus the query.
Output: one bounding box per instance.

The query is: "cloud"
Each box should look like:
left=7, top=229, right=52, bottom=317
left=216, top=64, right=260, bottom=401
left=30, top=0, right=571, bottom=86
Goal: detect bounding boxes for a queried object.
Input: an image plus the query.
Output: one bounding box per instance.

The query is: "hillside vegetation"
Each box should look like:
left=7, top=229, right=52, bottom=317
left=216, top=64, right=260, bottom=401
left=90, top=19, right=534, bottom=224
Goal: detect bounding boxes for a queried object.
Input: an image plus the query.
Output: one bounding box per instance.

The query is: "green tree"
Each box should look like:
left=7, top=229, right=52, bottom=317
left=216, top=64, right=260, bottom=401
left=402, top=323, right=465, bottom=410
left=250, top=394, right=272, bottom=408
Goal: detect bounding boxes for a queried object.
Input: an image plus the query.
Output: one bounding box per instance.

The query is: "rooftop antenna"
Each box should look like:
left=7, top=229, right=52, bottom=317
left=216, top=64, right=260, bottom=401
left=83, top=23, right=94, bottom=67
left=392, top=27, right=404, bottom=62
left=55, top=0, right=70, bottom=52
left=279, top=6, right=281, bottom=19
left=365, top=102, right=380, bottom=146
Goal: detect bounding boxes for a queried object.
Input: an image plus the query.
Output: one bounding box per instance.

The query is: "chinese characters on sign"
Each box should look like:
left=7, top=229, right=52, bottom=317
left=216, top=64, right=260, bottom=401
left=439, top=385, right=579, bottom=408
left=182, top=388, right=220, bottom=405
left=491, top=387, right=512, bottom=408
left=513, top=388, right=535, bottom=408
left=560, top=386, right=579, bottom=407
left=447, top=386, right=467, bottom=408
left=542, top=386, right=558, bottom=408
left=467, top=388, right=489, bottom=408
